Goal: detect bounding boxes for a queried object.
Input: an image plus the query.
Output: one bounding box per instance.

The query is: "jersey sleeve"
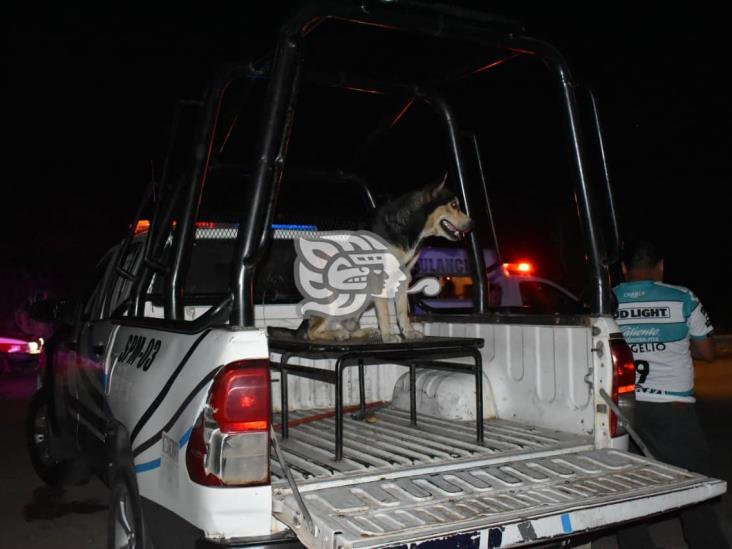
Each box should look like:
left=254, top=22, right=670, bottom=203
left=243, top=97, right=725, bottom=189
left=687, top=291, right=713, bottom=339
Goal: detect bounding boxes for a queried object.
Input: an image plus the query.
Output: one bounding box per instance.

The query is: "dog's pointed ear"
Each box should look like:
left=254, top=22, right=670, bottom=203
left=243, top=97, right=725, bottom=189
left=429, top=171, right=448, bottom=199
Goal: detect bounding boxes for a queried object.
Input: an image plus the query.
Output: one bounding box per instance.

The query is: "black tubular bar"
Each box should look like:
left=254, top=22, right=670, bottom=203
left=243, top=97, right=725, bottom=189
left=555, top=68, right=609, bottom=315
left=588, top=89, right=621, bottom=267
left=275, top=353, right=292, bottom=439
left=474, top=348, right=484, bottom=442
left=131, top=101, right=194, bottom=317
left=409, top=364, right=417, bottom=425
left=423, top=90, right=489, bottom=314
left=334, top=353, right=358, bottom=461
left=161, top=64, right=252, bottom=321
left=406, top=360, right=478, bottom=373
left=165, top=81, right=228, bottom=320
left=230, top=32, right=304, bottom=327
left=281, top=365, right=288, bottom=439
left=357, top=359, right=366, bottom=419
left=228, top=0, right=609, bottom=323
left=271, top=361, right=336, bottom=383
left=468, top=132, right=502, bottom=265
left=114, top=179, right=156, bottom=283
left=130, top=182, right=181, bottom=317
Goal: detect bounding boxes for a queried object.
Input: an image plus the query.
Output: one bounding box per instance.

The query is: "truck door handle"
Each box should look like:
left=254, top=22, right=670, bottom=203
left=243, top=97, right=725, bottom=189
left=92, top=343, right=106, bottom=355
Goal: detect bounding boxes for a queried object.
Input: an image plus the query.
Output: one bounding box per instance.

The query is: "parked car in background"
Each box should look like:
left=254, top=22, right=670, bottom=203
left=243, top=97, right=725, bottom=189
left=414, top=247, right=584, bottom=314
left=0, top=334, right=43, bottom=375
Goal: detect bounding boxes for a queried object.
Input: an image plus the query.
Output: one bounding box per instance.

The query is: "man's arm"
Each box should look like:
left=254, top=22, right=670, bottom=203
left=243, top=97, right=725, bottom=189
left=686, top=292, right=714, bottom=361
left=691, top=336, right=716, bottom=361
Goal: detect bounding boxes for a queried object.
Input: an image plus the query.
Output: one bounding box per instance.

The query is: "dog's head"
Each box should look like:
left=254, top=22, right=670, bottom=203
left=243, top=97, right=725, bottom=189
left=421, top=174, right=474, bottom=241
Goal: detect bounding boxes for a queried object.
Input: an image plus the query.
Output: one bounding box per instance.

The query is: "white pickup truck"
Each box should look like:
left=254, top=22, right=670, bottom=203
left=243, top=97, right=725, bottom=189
left=28, top=2, right=725, bottom=549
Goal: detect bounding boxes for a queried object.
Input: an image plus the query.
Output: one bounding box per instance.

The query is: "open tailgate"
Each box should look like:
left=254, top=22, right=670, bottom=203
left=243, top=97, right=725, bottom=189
left=273, top=448, right=726, bottom=548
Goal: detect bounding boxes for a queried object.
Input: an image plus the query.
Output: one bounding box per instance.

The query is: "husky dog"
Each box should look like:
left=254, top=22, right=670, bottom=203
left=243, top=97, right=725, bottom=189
left=303, top=174, right=473, bottom=342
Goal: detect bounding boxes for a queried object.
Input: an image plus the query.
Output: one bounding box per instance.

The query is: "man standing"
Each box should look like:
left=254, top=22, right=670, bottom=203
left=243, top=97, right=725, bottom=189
left=613, top=239, right=727, bottom=548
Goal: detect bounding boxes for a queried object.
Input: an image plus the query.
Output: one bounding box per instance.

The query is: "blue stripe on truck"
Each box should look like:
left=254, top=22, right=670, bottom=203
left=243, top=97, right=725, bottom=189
left=561, top=513, right=573, bottom=533
left=135, top=458, right=161, bottom=473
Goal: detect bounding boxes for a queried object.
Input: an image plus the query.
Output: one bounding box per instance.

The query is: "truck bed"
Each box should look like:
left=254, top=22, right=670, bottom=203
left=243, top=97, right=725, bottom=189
left=271, top=407, right=593, bottom=487
left=272, top=408, right=724, bottom=549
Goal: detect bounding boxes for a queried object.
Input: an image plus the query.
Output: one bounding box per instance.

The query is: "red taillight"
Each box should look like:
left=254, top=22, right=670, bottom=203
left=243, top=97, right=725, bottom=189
left=186, top=359, right=271, bottom=487
left=0, top=342, right=23, bottom=354
left=0, top=338, right=41, bottom=354
left=210, top=361, right=271, bottom=433
left=610, top=338, right=636, bottom=436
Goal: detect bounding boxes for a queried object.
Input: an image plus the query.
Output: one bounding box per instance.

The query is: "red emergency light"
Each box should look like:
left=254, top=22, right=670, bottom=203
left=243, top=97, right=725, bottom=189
left=133, top=219, right=151, bottom=235
left=502, top=261, right=535, bottom=276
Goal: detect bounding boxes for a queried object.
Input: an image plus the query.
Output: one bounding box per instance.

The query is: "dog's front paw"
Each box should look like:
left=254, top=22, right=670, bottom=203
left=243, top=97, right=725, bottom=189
left=381, top=333, right=402, bottom=344
left=402, top=328, right=424, bottom=340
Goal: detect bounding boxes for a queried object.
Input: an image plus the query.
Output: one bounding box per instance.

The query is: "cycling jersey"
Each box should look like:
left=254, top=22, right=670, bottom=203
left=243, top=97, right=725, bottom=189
left=613, top=280, right=713, bottom=403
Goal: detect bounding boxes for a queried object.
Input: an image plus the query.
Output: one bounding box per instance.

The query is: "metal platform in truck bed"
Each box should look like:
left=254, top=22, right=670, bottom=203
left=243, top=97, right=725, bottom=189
left=269, top=332, right=486, bottom=461
left=271, top=407, right=593, bottom=487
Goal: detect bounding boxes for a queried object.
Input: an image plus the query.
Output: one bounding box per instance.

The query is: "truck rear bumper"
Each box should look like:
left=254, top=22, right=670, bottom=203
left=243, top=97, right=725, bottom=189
left=143, top=496, right=299, bottom=549
left=195, top=532, right=303, bottom=548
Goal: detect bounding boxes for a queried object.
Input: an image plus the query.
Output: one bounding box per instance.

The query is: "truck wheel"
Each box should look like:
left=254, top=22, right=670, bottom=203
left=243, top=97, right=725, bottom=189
left=26, top=390, right=67, bottom=485
left=108, top=469, right=151, bottom=549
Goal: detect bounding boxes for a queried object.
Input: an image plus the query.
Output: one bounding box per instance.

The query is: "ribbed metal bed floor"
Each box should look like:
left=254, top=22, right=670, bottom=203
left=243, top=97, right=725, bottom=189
left=271, top=407, right=592, bottom=486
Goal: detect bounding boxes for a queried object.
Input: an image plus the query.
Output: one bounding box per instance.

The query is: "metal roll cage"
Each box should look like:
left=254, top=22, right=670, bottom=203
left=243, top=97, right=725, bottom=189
left=118, top=0, right=615, bottom=329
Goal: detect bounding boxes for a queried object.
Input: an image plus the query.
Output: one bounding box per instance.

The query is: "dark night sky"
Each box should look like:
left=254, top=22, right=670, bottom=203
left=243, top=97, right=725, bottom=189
left=2, top=2, right=731, bottom=326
